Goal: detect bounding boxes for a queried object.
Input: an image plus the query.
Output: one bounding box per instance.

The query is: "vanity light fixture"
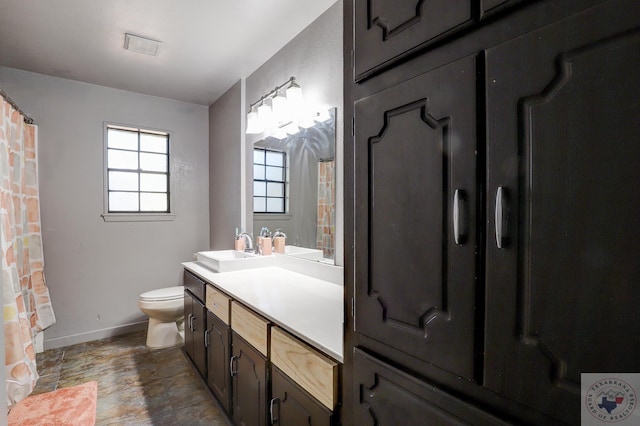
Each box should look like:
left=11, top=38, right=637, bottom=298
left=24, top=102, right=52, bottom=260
left=246, top=77, right=305, bottom=136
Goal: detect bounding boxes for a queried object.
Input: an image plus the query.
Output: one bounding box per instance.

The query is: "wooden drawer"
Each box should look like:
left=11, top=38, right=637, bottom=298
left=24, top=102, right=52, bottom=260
left=271, top=327, right=338, bottom=410
left=206, top=285, right=231, bottom=325
left=183, top=269, right=205, bottom=302
left=231, top=301, right=269, bottom=356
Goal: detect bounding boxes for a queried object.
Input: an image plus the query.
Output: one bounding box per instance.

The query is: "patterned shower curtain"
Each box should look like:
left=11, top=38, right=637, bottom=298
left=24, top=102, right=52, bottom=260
left=0, top=97, right=56, bottom=406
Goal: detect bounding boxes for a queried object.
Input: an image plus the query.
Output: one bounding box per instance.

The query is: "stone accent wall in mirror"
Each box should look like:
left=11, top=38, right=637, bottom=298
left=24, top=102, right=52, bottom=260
left=253, top=108, right=336, bottom=263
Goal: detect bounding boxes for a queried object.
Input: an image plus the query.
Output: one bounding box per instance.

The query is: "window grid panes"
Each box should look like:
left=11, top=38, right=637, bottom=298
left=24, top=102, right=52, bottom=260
left=253, top=148, right=286, bottom=213
left=107, top=126, right=170, bottom=213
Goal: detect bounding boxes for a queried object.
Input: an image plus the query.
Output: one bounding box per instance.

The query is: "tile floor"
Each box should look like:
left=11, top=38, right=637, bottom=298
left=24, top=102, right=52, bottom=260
left=33, top=330, right=232, bottom=425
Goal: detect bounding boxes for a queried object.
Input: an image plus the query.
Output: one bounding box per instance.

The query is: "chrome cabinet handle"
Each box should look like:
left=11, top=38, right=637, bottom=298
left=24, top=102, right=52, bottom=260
left=230, top=356, right=238, bottom=378
left=270, top=398, right=280, bottom=424
left=191, top=315, right=197, bottom=331
left=495, top=186, right=508, bottom=249
left=187, top=314, right=193, bottom=331
left=453, top=189, right=467, bottom=245
left=204, top=329, right=210, bottom=347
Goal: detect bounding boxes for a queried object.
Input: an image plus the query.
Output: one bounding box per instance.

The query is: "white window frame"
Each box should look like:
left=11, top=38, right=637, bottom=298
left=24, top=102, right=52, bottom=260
left=101, top=122, right=175, bottom=222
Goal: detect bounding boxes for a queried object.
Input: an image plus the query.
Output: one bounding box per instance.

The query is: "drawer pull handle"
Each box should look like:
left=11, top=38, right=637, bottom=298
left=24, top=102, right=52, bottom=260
left=270, top=397, right=280, bottom=424
left=453, top=189, right=467, bottom=245
left=187, top=314, right=194, bottom=332
left=495, top=186, right=509, bottom=249
left=204, top=329, right=210, bottom=347
left=230, top=356, right=238, bottom=378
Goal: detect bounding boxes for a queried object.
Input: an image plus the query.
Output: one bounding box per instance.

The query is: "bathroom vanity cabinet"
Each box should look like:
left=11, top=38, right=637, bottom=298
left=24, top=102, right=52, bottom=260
left=344, top=0, right=640, bottom=424
left=183, top=264, right=342, bottom=426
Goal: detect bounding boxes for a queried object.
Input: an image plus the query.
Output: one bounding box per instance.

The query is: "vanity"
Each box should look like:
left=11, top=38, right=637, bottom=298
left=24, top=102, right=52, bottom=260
left=182, top=252, right=343, bottom=426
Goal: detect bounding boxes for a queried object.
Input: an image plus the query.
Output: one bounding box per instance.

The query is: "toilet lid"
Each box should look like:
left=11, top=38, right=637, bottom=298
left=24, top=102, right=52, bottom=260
left=140, top=286, right=184, bottom=301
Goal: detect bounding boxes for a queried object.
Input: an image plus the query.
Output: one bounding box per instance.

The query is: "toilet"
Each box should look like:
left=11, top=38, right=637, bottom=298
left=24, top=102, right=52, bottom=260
left=138, top=286, right=185, bottom=348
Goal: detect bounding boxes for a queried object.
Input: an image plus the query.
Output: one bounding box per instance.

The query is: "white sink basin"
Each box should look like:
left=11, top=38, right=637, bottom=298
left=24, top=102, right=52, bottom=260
left=196, top=250, right=273, bottom=272
left=283, top=246, right=324, bottom=261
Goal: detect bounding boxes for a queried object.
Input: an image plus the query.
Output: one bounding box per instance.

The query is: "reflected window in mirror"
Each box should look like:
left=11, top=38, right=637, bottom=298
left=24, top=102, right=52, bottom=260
left=253, top=148, right=288, bottom=214
left=253, top=108, right=336, bottom=263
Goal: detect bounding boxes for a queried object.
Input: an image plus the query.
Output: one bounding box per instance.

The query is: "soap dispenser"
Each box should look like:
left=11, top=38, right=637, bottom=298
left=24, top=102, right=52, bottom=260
left=260, top=228, right=272, bottom=256
left=273, top=229, right=286, bottom=254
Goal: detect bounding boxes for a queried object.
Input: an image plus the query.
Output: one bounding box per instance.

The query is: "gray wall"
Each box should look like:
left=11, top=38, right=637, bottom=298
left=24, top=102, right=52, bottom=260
left=0, top=66, right=209, bottom=349
left=245, top=0, right=344, bottom=264
left=209, top=80, right=244, bottom=248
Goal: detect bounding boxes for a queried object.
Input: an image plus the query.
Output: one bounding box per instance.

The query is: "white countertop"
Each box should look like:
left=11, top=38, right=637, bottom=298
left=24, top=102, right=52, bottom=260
left=182, top=261, right=344, bottom=362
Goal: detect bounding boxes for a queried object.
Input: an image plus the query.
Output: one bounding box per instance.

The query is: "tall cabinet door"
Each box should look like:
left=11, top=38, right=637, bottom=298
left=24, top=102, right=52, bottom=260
left=354, top=54, right=479, bottom=380
left=184, top=291, right=207, bottom=376
left=231, top=333, right=267, bottom=426
left=207, top=311, right=231, bottom=413
left=484, top=1, right=640, bottom=423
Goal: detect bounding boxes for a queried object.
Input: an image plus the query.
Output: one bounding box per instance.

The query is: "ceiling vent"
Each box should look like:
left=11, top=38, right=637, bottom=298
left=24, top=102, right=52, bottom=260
left=124, top=33, right=162, bottom=56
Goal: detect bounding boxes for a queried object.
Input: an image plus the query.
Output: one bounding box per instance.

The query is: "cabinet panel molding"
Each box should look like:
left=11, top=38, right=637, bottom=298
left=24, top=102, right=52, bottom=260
left=353, top=348, right=510, bottom=425
left=354, top=54, right=478, bottom=380
left=484, top=3, right=640, bottom=423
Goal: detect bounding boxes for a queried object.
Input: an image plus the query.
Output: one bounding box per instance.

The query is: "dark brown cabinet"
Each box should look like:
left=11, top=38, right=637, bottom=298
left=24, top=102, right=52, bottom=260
left=354, top=54, right=479, bottom=381
left=482, top=4, right=640, bottom=424
left=206, top=310, right=231, bottom=413
left=184, top=282, right=207, bottom=377
left=353, top=348, right=508, bottom=426
left=353, top=0, right=528, bottom=80
left=345, top=0, right=640, bottom=425
left=271, top=367, right=333, bottom=426
left=231, top=332, right=268, bottom=426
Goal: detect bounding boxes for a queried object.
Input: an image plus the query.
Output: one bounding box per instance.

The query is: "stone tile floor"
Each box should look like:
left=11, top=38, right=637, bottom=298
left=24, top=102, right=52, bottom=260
left=33, top=330, right=232, bottom=425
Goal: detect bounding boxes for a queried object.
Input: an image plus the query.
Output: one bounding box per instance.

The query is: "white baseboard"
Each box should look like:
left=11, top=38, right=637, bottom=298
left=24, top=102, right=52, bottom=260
left=43, top=321, right=148, bottom=350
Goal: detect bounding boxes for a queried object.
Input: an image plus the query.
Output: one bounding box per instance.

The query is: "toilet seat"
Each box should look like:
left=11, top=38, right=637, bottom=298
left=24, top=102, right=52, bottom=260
left=139, top=286, right=184, bottom=302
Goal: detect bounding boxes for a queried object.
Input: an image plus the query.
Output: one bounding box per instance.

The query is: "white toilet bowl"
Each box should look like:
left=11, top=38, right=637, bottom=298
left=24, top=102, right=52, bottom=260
left=138, top=286, right=185, bottom=348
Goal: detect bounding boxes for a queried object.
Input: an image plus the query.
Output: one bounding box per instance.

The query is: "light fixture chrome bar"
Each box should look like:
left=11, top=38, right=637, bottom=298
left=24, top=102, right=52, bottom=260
left=248, top=77, right=297, bottom=112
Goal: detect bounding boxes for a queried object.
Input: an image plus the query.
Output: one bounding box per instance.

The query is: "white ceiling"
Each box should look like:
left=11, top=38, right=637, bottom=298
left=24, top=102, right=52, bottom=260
left=0, top=0, right=338, bottom=105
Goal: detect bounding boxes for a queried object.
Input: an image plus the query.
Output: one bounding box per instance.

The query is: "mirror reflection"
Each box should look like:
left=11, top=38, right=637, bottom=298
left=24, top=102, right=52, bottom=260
left=253, top=108, right=336, bottom=262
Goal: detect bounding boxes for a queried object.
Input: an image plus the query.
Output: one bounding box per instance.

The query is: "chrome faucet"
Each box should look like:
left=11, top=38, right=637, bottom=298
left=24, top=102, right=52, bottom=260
left=273, top=229, right=287, bottom=239
left=238, top=232, right=253, bottom=252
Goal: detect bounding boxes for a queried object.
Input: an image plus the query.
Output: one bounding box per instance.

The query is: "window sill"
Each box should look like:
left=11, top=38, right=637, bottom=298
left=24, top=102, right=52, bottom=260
left=101, top=213, right=176, bottom=223
left=254, top=213, right=293, bottom=221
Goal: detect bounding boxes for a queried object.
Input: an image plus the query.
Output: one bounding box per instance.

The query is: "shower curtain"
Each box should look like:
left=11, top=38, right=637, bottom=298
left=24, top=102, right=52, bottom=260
left=0, top=96, right=56, bottom=406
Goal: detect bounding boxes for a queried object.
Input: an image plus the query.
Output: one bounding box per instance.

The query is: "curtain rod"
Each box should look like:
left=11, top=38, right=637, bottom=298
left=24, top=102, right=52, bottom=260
left=0, top=86, right=34, bottom=124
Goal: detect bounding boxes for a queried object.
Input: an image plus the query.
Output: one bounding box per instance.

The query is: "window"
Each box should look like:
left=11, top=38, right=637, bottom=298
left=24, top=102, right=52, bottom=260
left=253, top=148, right=286, bottom=213
left=104, top=124, right=171, bottom=217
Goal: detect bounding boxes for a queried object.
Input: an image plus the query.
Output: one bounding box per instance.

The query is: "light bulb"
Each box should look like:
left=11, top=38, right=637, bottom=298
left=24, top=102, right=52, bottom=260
left=257, top=100, right=274, bottom=132
left=272, top=92, right=290, bottom=125
left=285, top=81, right=304, bottom=114
left=246, top=108, right=263, bottom=134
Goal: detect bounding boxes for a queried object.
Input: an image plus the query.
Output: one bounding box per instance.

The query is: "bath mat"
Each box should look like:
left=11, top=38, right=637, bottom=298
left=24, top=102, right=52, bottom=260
left=8, top=381, right=98, bottom=426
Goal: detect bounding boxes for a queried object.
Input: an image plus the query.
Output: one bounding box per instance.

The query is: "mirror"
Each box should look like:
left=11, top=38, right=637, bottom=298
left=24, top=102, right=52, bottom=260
left=253, top=108, right=336, bottom=263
